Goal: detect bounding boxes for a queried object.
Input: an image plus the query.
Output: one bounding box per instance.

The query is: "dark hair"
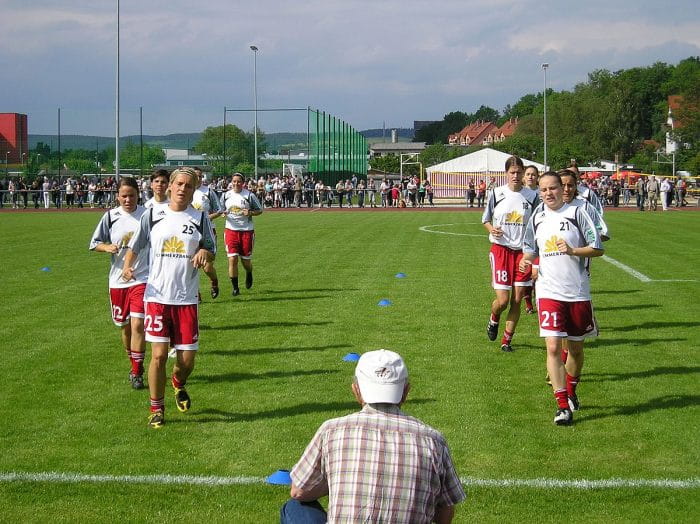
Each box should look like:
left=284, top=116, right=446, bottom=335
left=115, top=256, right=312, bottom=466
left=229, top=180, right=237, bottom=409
left=567, top=160, right=579, bottom=174
left=539, top=171, right=562, bottom=185
left=557, top=168, right=578, bottom=181
left=150, top=169, right=169, bottom=181
left=525, top=165, right=539, bottom=175
left=231, top=172, right=245, bottom=182
left=117, top=176, right=139, bottom=191
left=505, top=155, right=524, bottom=171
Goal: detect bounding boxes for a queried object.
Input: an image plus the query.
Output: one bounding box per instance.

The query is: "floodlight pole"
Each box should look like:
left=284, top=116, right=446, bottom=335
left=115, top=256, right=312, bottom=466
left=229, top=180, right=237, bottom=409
left=115, top=0, right=121, bottom=179
left=542, top=63, right=549, bottom=170
left=250, top=45, right=259, bottom=180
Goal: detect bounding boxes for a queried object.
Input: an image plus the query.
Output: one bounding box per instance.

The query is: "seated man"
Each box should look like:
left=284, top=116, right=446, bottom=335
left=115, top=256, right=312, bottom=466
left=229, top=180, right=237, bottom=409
left=281, top=349, right=466, bottom=523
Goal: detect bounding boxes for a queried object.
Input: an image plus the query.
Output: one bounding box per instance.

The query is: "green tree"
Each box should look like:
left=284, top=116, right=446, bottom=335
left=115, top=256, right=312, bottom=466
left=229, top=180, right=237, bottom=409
left=195, top=125, right=266, bottom=175
left=369, top=155, right=400, bottom=173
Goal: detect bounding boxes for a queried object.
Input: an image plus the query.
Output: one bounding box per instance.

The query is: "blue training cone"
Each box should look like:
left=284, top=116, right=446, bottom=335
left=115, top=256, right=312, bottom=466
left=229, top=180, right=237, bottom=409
left=395, top=272, right=407, bottom=278
left=267, top=469, right=292, bottom=485
left=41, top=267, right=51, bottom=272
left=377, top=299, right=392, bottom=307
left=342, top=352, right=360, bottom=362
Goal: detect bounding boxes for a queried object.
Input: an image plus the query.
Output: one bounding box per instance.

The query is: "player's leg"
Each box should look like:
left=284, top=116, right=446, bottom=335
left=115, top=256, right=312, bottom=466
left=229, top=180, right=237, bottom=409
left=147, top=342, right=169, bottom=428
left=546, top=336, right=572, bottom=425
left=501, top=286, right=525, bottom=351
left=487, top=245, right=512, bottom=342
left=565, top=339, right=584, bottom=411
left=241, top=231, right=255, bottom=290
left=488, top=289, right=510, bottom=341
left=204, top=260, right=219, bottom=299
left=170, top=304, right=199, bottom=412
left=225, top=229, right=241, bottom=295
left=127, top=284, right=147, bottom=389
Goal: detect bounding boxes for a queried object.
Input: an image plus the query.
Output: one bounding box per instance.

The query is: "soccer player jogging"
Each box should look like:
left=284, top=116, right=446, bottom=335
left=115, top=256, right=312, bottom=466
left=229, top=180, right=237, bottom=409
left=482, top=155, right=539, bottom=352
left=144, top=169, right=170, bottom=211
left=192, top=168, right=224, bottom=299
left=89, top=177, right=149, bottom=390
left=522, top=165, right=540, bottom=314
left=122, top=167, right=216, bottom=428
left=520, top=172, right=604, bottom=426
left=222, top=173, right=263, bottom=296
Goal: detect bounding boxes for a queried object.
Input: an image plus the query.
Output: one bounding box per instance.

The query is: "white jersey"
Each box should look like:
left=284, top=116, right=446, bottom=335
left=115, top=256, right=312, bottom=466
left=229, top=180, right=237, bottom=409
left=222, top=188, right=262, bottom=232
left=89, top=206, right=149, bottom=288
left=129, top=206, right=216, bottom=305
left=533, top=196, right=610, bottom=241
left=524, top=202, right=603, bottom=302
left=144, top=197, right=169, bottom=212
left=482, top=185, right=539, bottom=250
left=192, top=185, right=222, bottom=215
left=578, top=184, right=604, bottom=216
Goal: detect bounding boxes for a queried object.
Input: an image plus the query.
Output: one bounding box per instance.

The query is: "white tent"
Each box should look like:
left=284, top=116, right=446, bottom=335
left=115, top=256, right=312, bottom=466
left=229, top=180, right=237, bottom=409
left=426, top=148, right=545, bottom=197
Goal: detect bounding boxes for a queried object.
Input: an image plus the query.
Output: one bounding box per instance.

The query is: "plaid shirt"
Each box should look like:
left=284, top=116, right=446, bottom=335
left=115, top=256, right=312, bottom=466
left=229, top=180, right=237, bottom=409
left=291, top=404, right=466, bottom=522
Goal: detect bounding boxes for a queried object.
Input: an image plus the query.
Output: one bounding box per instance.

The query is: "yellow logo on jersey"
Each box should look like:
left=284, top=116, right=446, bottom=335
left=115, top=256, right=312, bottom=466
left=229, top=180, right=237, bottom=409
left=504, top=210, right=523, bottom=224
left=191, top=201, right=202, bottom=210
left=162, top=236, right=186, bottom=254
left=228, top=205, right=243, bottom=215
left=119, top=231, right=134, bottom=249
left=544, top=235, right=562, bottom=253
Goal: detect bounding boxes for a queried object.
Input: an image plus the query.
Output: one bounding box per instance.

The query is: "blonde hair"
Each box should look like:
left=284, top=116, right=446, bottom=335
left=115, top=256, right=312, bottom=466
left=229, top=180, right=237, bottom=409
left=167, top=167, right=200, bottom=201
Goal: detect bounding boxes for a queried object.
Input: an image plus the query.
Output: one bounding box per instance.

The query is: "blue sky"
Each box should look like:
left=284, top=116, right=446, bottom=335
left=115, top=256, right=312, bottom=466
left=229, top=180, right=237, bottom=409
left=2, top=0, right=699, bottom=136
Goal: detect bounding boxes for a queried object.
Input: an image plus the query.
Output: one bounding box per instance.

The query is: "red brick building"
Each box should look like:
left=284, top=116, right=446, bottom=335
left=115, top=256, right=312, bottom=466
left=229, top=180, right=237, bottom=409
left=0, top=113, right=29, bottom=165
left=447, top=118, right=519, bottom=146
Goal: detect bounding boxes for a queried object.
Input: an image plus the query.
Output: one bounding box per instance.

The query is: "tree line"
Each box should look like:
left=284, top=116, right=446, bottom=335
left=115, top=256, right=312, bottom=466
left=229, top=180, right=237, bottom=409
left=410, top=57, right=700, bottom=176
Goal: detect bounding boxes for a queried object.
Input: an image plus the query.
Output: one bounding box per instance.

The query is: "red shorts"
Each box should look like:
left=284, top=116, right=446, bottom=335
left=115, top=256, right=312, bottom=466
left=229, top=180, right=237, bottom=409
left=537, top=298, right=597, bottom=341
left=489, top=244, right=532, bottom=290
left=144, top=302, right=199, bottom=350
left=109, top=284, right=146, bottom=326
left=224, top=229, right=255, bottom=259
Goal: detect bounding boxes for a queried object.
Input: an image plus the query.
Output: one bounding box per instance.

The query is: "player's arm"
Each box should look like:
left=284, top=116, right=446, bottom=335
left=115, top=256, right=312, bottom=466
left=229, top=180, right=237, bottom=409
left=208, top=190, right=224, bottom=220
left=557, top=207, right=604, bottom=257
left=192, top=214, right=216, bottom=268
left=89, top=213, right=118, bottom=253
left=520, top=215, right=538, bottom=272
left=481, top=192, right=501, bottom=236
left=246, top=193, right=263, bottom=216
left=122, top=211, right=151, bottom=280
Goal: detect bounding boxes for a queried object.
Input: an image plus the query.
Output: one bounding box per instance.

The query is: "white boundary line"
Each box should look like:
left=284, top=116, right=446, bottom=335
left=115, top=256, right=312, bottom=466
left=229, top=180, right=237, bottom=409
left=601, top=255, right=698, bottom=283
left=1, top=471, right=698, bottom=489
left=419, top=223, right=487, bottom=238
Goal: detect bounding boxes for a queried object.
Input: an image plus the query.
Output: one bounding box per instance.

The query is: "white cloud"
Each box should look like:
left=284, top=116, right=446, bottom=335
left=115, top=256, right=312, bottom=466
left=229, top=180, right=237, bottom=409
left=509, top=20, right=700, bottom=55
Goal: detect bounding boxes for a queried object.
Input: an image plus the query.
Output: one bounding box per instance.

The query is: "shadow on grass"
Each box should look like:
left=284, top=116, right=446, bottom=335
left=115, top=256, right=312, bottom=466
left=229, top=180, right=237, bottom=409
left=589, top=337, right=686, bottom=348
left=201, top=321, right=332, bottom=331
left=195, top=368, right=340, bottom=384
left=576, top=395, right=700, bottom=424
left=259, top=288, right=357, bottom=294
left=585, top=366, right=700, bottom=382
left=594, top=304, right=660, bottom=312
left=603, top=321, right=700, bottom=332
left=592, top=289, right=642, bottom=295
left=243, top=294, right=333, bottom=303
left=206, top=343, right=352, bottom=357
left=194, top=398, right=437, bottom=423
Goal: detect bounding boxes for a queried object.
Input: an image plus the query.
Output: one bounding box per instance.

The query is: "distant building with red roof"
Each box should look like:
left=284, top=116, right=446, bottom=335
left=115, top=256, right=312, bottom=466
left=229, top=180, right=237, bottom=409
left=447, top=118, right=519, bottom=146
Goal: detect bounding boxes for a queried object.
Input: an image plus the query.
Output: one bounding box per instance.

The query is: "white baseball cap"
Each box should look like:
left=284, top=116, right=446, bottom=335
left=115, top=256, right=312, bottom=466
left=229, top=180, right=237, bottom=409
left=355, top=349, right=408, bottom=404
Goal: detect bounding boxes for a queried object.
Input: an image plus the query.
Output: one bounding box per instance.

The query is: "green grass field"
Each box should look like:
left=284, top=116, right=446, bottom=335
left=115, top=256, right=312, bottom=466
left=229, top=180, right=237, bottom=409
left=0, top=208, right=698, bottom=522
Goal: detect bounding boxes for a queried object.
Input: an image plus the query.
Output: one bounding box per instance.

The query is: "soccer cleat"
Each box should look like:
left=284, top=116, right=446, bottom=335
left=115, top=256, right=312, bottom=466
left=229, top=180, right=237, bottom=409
left=526, top=307, right=536, bottom=314
left=174, top=387, right=191, bottom=412
left=148, top=410, right=164, bottom=429
left=232, top=288, right=240, bottom=296
left=554, top=408, right=573, bottom=426
left=129, top=372, right=145, bottom=390
left=487, top=321, right=499, bottom=341
left=245, top=272, right=253, bottom=289
left=500, top=343, right=514, bottom=353
left=568, top=394, right=580, bottom=412
left=210, top=285, right=219, bottom=299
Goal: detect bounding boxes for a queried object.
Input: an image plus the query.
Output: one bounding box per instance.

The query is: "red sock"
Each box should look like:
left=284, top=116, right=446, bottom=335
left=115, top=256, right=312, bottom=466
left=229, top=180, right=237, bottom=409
left=554, top=388, right=569, bottom=409
left=490, top=313, right=500, bottom=324
left=130, top=351, right=145, bottom=375
left=150, top=397, right=164, bottom=413
left=561, top=349, right=569, bottom=363
left=501, top=330, right=513, bottom=345
left=172, top=375, right=185, bottom=389
left=566, top=374, right=579, bottom=397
